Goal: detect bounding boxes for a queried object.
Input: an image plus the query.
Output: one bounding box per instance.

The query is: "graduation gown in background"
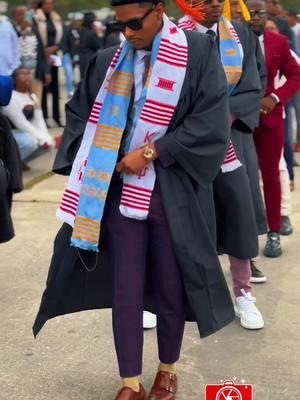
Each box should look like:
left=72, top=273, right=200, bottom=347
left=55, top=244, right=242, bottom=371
left=0, top=114, right=23, bottom=243
left=240, top=30, right=268, bottom=235
left=214, top=21, right=264, bottom=259
left=33, top=31, right=236, bottom=339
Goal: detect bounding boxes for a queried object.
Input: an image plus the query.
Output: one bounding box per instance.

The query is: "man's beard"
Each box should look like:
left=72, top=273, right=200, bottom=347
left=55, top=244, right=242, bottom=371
left=253, top=27, right=264, bottom=36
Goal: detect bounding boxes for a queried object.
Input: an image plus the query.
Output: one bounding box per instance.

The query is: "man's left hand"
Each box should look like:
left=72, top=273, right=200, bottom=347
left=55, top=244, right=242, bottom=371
left=116, top=148, right=149, bottom=175
left=260, top=95, right=278, bottom=114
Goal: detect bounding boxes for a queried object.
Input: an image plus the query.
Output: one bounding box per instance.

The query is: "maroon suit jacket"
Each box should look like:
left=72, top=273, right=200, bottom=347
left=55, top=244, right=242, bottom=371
left=260, top=30, right=300, bottom=129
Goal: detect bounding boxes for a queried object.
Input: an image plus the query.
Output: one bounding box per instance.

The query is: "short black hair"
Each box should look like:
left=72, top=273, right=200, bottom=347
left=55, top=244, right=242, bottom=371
left=11, top=67, right=29, bottom=89
left=82, top=12, right=96, bottom=29
left=287, top=9, right=299, bottom=18
left=111, top=0, right=164, bottom=6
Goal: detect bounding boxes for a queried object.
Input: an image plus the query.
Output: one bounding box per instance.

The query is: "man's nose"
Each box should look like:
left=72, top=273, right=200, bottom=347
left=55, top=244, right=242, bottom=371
left=124, top=26, right=135, bottom=37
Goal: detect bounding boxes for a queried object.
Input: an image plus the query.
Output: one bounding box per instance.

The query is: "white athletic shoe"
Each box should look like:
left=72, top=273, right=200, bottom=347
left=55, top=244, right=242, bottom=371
left=235, top=289, right=264, bottom=330
left=143, top=311, right=157, bottom=329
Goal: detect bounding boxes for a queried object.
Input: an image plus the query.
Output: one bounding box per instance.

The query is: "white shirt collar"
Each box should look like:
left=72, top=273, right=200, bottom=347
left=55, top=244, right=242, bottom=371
left=135, top=50, right=151, bottom=63
left=195, top=22, right=218, bottom=35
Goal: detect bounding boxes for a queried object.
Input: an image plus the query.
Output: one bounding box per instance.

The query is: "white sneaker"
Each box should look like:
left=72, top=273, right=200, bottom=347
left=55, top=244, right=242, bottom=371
left=143, top=311, right=157, bottom=329
left=235, top=289, right=264, bottom=330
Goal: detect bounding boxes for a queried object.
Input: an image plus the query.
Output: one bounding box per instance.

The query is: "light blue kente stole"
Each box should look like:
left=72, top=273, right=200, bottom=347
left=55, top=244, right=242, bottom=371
left=218, top=16, right=243, bottom=94
left=70, top=42, right=135, bottom=252
left=122, top=33, right=161, bottom=154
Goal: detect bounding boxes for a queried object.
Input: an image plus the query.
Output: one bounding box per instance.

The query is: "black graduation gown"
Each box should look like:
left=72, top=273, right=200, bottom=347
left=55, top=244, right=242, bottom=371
left=213, top=22, right=265, bottom=259
left=0, top=114, right=23, bottom=243
left=33, top=31, right=235, bottom=339
left=240, top=31, right=267, bottom=236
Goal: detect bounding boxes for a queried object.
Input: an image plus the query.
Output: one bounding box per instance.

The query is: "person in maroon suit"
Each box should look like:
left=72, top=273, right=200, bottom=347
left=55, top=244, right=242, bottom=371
left=248, top=0, right=300, bottom=257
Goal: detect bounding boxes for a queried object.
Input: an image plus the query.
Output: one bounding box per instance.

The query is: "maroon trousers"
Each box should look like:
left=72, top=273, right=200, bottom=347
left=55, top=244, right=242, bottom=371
left=104, top=179, right=186, bottom=377
left=254, top=119, right=284, bottom=232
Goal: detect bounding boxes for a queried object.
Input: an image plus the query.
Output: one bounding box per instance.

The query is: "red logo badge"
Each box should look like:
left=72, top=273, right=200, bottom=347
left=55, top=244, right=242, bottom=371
left=206, top=380, right=253, bottom=400
left=156, top=77, right=176, bottom=91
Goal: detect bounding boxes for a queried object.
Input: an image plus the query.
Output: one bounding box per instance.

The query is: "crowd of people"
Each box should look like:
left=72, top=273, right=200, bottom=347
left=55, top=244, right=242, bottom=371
left=1, top=0, right=300, bottom=398
left=0, top=0, right=123, bottom=168
left=0, top=0, right=124, bottom=241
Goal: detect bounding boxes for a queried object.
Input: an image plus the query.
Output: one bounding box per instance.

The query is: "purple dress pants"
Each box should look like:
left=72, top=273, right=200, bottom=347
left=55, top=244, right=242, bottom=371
left=104, top=179, right=186, bottom=377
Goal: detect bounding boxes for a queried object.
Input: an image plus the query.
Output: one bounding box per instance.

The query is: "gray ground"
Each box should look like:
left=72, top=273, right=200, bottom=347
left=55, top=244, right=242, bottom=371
left=1, top=144, right=300, bottom=400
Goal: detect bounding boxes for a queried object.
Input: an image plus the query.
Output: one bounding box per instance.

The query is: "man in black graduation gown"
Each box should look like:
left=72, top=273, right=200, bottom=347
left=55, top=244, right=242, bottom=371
left=33, top=1, right=235, bottom=399
left=178, top=0, right=265, bottom=330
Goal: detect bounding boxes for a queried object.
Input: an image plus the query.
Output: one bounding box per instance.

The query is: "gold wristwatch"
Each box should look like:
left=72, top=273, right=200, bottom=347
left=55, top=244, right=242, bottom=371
left=143, top=145, right=157, bottom=161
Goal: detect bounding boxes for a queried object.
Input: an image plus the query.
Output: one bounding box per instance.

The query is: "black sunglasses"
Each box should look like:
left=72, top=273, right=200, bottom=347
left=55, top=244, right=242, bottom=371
left=112, top=6, right=156, bottom=32
left=249, top=9, right=267, bottom=17
left=202, top=0, right=225, bottom=5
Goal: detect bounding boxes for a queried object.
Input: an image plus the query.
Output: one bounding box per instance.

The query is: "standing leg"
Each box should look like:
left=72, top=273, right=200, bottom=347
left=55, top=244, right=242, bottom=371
left=228, top=256, right=251, bottom=297
left=51, top=66, right=61, bottom=124
left=229, top=256, right=264, bottom=330
left=254, top=122, right=284, bottom=257
left=148, top=183, right=185, bottom=399
left=293, top=92, right=300, bottom=149
left=105, top=181, right=148, bottom=379
left=41, top=84, right=48, bottom=120
left=62, top=53, right=75, bottom=96
left=283, top=103, right=295, bottom=183
left=254, top=123, right=283, bottom=233
left=279, top=154, right=293, bottom=235
left=149, top=184, right=186, bottom=366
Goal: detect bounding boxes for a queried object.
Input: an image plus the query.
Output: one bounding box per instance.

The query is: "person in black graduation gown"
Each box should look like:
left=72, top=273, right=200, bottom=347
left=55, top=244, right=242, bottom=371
left=33, top=1, right=236, bottom=399
left=178, top=0, right=265, bottom=331
left=0, top=76, right=23, bottom=244
left=224, top=0, right=268, bottom=283
left=79, top=12, right=104, bottom=77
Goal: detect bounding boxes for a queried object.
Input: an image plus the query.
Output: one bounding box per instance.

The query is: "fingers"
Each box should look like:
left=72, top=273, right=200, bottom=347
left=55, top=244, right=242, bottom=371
left=116, top=162, right=131, bottom=174
left=116, top=162, right=122, bottom=173
left=115, top=162, right=141, bottom=175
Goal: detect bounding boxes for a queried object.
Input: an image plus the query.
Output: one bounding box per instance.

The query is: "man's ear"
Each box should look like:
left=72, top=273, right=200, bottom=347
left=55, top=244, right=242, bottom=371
left=156, top=2, right=165, bottom=17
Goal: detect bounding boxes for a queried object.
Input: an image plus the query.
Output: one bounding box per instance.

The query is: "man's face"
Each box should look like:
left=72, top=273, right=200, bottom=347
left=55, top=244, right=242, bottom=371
left=287, top=15, right=297, bottom=27
left=247, top=0, right=267, bottom=35
left=14, top=6, right=27, bottom=26
left=230, top=0, right=244, bottom=22
left=201, top=0, right=224, bottom=27
left=42, top=0, right=54, bottom=14
left=265, top=18, right=279, bottom=32
left=265, top=0, right=280, bottom=17
left=114, top=2, right=164, bottom=50
left=15, top=69, right=32, bottom=92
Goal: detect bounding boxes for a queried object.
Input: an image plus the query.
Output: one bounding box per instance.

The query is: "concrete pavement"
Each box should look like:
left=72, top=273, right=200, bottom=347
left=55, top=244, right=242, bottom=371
left=1, top=153, right=300, bottom=400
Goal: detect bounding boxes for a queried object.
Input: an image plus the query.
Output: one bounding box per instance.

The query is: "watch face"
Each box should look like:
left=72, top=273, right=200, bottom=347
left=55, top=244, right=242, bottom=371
left=144, top=147, right=154, bottom=159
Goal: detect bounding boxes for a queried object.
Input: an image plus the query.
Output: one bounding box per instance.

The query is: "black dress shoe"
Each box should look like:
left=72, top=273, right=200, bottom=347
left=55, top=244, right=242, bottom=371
left=264, top=232, right=282, bottom=258
left=280, top=216, right=293, bottom=236
left=250, top=259, right=267, bottom=283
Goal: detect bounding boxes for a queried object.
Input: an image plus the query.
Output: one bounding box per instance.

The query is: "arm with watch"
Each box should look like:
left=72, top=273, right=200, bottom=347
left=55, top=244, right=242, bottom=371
left=116, top=143, right=158, bottom=175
